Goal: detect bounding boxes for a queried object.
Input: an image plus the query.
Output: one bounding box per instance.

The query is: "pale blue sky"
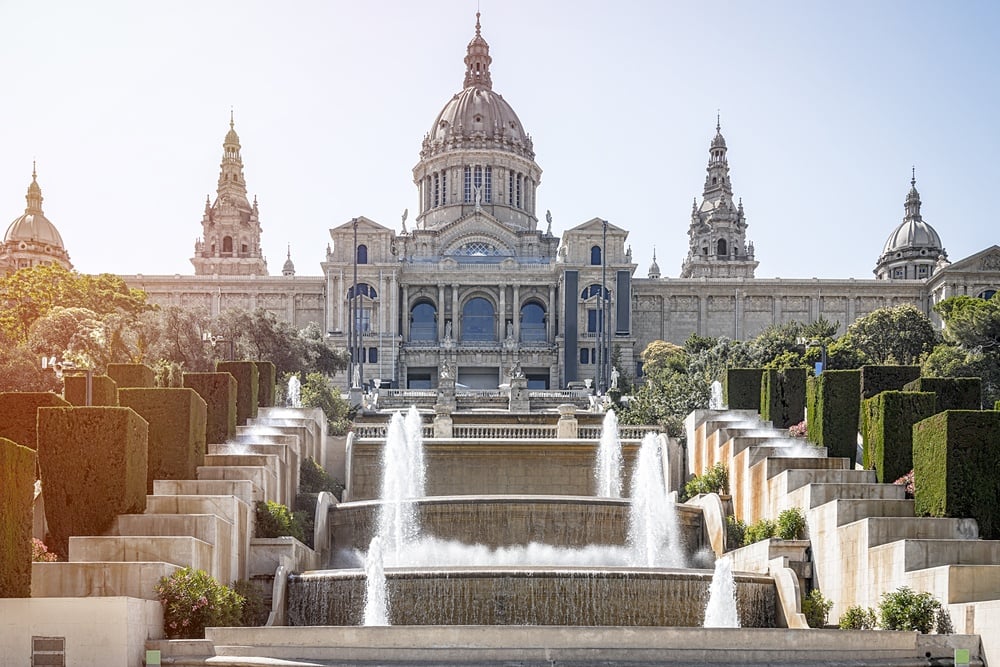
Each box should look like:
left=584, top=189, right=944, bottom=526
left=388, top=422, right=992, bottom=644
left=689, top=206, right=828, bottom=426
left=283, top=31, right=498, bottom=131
left=1, top=1, right=997, bottom=279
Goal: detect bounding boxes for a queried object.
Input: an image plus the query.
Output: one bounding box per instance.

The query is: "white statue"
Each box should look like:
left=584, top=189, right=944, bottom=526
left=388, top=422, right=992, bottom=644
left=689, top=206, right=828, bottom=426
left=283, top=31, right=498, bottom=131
left=474, top=185, right=482, bottom=209
left=352, top=366, right=360, bottom=388
left=610, top=366, right=620, bottom=390
left=444, top=320, right=453, bottom=340
left=401, top=208, right=408, bottom=233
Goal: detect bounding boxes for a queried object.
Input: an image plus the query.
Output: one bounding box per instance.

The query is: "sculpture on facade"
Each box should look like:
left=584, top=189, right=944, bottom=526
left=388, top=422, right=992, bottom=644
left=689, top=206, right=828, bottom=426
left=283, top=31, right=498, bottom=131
left=610, top=366, right=620, bottom=390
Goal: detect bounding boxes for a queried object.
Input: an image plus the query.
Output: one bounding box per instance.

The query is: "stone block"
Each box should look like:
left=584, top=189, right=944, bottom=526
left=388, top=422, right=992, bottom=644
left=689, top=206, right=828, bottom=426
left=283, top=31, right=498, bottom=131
left=198, top=465, right=278, bottom=504
left=153, top=478, right=263, bottom=506
left=249, top=536, right=320, bottom=577
left=111, top=513, right=233, bottom=584
left=30, top=561, right=178, bottom=599
left=69, top=535, right=214, bottom=574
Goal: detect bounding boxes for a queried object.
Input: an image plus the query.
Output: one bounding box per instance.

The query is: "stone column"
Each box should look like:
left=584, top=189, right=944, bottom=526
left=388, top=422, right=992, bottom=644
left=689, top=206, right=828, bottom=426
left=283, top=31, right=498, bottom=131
left=452, top=283, right=460, bottom=339
left=557, top=404, right=578, bottom=439
left=548, top=284, right=556, bottom=341
left=498, top=283, right=507, bottom=341
left=336, top=272, right=344, bottom=333
left=509, top=375, right=529, bottom=412
left=402, top=284, right=410, bottom=341
left=433, top=404, right=453, bottom=438
left=512, top=284, right=521, bottom=341
left=437, top=283, right=446, bottom=340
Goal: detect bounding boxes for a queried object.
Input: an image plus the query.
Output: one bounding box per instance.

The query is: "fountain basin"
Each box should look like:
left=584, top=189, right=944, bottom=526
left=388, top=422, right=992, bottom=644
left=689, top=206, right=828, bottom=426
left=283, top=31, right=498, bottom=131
left=287, top=566, right=775, bottom=627
left=330, top=496, right=705, bottom=560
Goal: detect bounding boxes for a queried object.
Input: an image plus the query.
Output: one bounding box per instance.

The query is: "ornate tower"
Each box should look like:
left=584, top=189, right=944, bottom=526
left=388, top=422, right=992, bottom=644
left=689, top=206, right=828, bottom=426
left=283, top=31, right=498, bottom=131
left=1, top=163, right=72, bottom=272
left=191, top=114, right=267, bottom=276
left=680, top=118, right=757, bottom=278
left=874, top=170, right=947, bottom=280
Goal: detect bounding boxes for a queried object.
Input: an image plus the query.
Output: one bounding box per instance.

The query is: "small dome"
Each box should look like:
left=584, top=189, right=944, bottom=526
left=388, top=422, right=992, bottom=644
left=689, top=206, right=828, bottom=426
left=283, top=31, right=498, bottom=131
left=881, top=217, right=943, bottom=256
left=4, top=212, right=64, bottom=247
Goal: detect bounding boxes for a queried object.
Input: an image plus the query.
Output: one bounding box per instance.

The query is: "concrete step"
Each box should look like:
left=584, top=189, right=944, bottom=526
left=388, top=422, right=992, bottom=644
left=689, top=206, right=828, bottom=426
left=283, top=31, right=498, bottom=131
left=757, top=455, right=850, bottom=480
left=773, top=468, right=877, bottom=494
left=848, top=516, right=980, bottom=548
left=111, top=513, right=234, bottom=583
left=68, top=535, right=213, bottom=572
left=146, top=638, right=216, bottom=658
left=869, top=538, right=1000, bottom=571
left=31, top=561, right=179, bottom=599
left=787, top=481, right=906, bottom=509
left=818, top=498, right=915, bottom=526
left=153, top=478, right=263, bottom=506
left=198, top=465, right=277, bottom=503
left=906, top=564, right=1000, bottom=604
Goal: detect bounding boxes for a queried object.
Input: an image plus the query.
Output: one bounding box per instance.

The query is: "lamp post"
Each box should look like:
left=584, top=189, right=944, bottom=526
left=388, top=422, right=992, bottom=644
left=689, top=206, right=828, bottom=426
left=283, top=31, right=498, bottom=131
left=202, top=331, right=234, bottom=361
left=42, top=355, right=91, bottom=406
left=597, top=219, right=608, bottom=394
left=797, top=337, right=828, bottom=375
left=351, top=217, right=363, bottom=389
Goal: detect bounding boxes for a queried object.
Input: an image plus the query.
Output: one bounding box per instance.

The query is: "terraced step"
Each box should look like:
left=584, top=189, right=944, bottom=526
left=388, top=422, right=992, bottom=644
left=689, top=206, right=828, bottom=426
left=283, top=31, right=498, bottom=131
left=869, top=538, right=1000, bottom=571
left=813, top=498, right=915, bottom=526
left=773, top=468, right=877, bottom=494
left=785, top=481, right=906, bottom=509
left=906, top=564, right=1000, bottom=604
left=846, top=516, right=980, bottom=548
left=153, top=478, right=262, bottom=506
left=111, top=513, right=233, bottom=582
left=756, top=455, right=850, bottom=480
left=31, top=561, right=179, bottom=599
left=68, top=535, right=213, bottom=573
left=197, top=464, right=277, bottom=503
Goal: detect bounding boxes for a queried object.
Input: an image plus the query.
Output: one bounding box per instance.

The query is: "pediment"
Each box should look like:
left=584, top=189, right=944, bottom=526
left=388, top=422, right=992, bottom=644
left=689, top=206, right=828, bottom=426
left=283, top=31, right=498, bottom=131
left=564, top=217, right=628, bottom=237
left=328, top=215, right=394, bottom=236
left=436, top=211, right=518, bottom=253
left=940, top=245, right=1000, bottom=274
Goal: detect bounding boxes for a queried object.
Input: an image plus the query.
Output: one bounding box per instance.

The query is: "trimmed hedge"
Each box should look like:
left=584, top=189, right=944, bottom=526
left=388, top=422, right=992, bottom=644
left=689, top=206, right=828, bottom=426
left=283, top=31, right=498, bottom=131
left=725, top=368, right=764, bottom=412
left=807, top=370, right=861, bottom=465
left=914, top=410, right=1000, bottom=539
left=761, top=368, right=808, bottom=429
left=860, top=365, right=921, bottom=401
left=119, top=388, right=207, bottom=493
left=183, top=373, right=237, bottom=445
left=217, top=362, right=259, bottom=425
left=107, top=363, right=156, bottom=388
left=0, top=392, right=70, bottom=451
left=64, top=374, right=118, bottom=406
left=255, top=362, right=276, bottom=409
left=37, top=407, right=148, bottom=557
left=902, top=377, right=982, bottom=413
left=0, top=437, right=36, bottom=597
left=862, top=391, right=936, bottom=483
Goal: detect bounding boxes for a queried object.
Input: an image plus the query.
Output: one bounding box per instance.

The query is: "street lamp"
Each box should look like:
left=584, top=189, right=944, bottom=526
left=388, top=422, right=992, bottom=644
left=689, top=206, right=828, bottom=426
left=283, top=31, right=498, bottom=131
left=350, top=217, right=364, bottom=389
left=202, top=331, right=234, bottom=361
left=42, top=355, right=92, bottom=406
left=797, top=337, right=828, bottom=375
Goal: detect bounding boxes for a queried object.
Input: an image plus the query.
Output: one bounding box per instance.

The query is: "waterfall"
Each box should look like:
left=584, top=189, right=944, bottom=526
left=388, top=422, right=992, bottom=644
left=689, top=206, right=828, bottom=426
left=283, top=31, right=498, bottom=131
left=287, top=374, right=302, bottom=408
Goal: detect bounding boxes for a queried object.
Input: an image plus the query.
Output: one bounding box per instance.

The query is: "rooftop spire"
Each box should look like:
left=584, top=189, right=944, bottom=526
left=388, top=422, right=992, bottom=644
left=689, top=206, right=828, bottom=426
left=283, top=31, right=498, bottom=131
left=463, top=11, right=493, bottom=90
left=25, top=161, right=43, bottom=214
left=905, top=168, right=922, bottom=220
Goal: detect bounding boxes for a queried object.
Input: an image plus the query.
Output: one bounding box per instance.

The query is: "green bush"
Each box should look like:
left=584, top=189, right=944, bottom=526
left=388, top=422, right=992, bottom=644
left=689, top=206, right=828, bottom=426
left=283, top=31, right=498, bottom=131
left=255, top=500, right=306, bottom=543
left=683, top=463, right=729, bottom=500
left=64, top=374, right=118, bottom=406
left=37, top=407, right=148, bottom=557
left=913, top=410, right=1000, bottom=539
left=107, top=363, right=156, bottom=388
left=1, top=438, right=36, bottom=597
left=299, top=457, right=344, bottom=499
left=802, top=588, right=833, bottom=628
left=725, top=515, right=746, bottom=550
left=183, top=372, right=237, bottom=445
left=217, top=362, right=259, bottom=425
left=300, top=372, right=351, bottom=435
left=255, top=362, right=276, bottom=409
left=761, top=368, right=808, bottom=429
left=0, top=392, right=70, bottom=452
left=806, top=370, right=861, bottom=464
left=903, top=376, right=982, bottom=412
left=776, top=507, right=806, bottom=540
left=119, top=388, right=208, bottom=493
left=877, top=587, right=940, bottom=633
left=724, top=368, right=764, bottom=411
left=232, top=579, right=268, bottom=627
left=860, top=365, right=922, bottom=401
left=838, top=605, right=877, bottom=630
left=154, top=567, right=244, bottom=639
left=861, top=391, right=936, bottom=484
left=744, top=518, right=776, bottom=545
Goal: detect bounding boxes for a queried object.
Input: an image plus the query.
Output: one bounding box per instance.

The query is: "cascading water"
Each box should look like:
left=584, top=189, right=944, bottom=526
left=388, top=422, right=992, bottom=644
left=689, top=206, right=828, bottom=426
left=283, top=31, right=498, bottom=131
left=362, top=536, right=389, bottom=626
left=287, top=374, right=302, bottom=408
left=375, top=412, right=424, bottom=560
left=595, top=409, right=623, bottom=498
left=709, top=380, right=725, bottom=410
left=627, top=433, right=685, bottom=568
left=703, top=556, right=740, bottom=627
left=403, top=406, right=426, bottom=499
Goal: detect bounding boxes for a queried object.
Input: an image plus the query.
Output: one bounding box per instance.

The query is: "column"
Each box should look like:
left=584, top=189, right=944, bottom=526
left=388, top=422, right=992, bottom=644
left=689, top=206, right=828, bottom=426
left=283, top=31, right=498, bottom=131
left=336, top=272, right=344, bottom=333
left=402, top=284, right=410, bottom=341
left=512, top=284, right=521, bottom=341
left=498, top=283, right=507, bottom=341
left=379, top=271, right=387, bottom=334
left=698, top=295, right=706, bottom=336
left=548, top=284, right=556, bottom=342
left=437, top=283, right=446, bottom=340
left=452, top=283, right=460, bottom=339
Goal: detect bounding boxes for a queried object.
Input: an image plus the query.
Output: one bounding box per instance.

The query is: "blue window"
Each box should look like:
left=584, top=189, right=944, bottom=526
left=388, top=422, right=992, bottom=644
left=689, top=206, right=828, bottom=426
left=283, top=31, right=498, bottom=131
left=409, top=301, right=436, bottom=342
left=462, top=297, right=495, bottom=342
left=590, top=245, right=601, bottom=265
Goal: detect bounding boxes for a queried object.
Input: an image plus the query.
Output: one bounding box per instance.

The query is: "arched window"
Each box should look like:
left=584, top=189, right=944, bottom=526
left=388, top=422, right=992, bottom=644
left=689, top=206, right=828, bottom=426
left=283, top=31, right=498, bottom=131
left=580, top=284, right=611, bottom=300
left=357, top=244, right=368, bottom=264
left=716, top=239, right=727, bottom=256
left=590, top=245, right=602, bottom=265
left=462, top=297, right=495, bottom=342
left=979, top=289, right=997, bottom=300
left=520, top=302, right=546, bottom=342
left=347, top=283, right=378, bottom=334
left=347, top=283, right=377, bottom=300
left=222, top=236, right=233, bottom=254
left=409, top=301, right=437, bottom=342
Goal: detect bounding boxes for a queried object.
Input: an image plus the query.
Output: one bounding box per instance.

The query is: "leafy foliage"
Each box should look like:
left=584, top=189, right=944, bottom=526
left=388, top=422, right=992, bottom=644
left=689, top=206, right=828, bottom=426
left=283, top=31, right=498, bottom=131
left=255, top=500, right=306, bottom=543
left=802, top=589, right=833, bottom=628
left=725, top=515, right=746, bottom=550
left=154, top=567, right=244, bottom=639
left=31, top=538, right=58, bottom=563
left=682, top=463, right=729, bottom=501
left=838, top=605, right=877, bottom=630
left=877, top=587, right=942, bottom=633
left=841, top=305, right=938, bottom=365
left=231, top=579, right=268, bottom=627
left=299, top=457, right=344, bottom=499
left=743, top=518, right=777, bottom=545
left=775, top=507, right=807, bottom=540
left=299, top=372, right=352, bottom=435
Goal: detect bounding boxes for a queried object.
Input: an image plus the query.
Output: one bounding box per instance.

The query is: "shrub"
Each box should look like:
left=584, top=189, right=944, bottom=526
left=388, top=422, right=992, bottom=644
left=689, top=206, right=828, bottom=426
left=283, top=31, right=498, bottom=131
left=683, top=463, right=729, bottom=501
left=860, top=365, right=921, bottom=401
left=838, top=605, right=877, bottom=630
left=255, top=361, right=276, bottom=408
left=1, top=438, right=36, bottom=597
left=788, top=421, right=808, bottom=438
left=802, top=589, right=833, bottom=628
left=64, top=374, right=118, bottom=406
left=300, top=372, right=351, bottom=435
left=299, top=457, right=344, bottom=499
left=806, top=370, right=861, bottom=464
left=725, top=515, right=746, bottom=550
left=877, top=586, right=940, bottom=633
left=903, top=377, right=982, bottom=412
left=217, top=361, right=259, bottom=425
left=183, top=372, right=238, bottom=445
left=107, top=363, right=156, bottom=388
left=31, top=538, right=58, bottom=563
left=725, top=368, right=764, bottom=411
left=894, top=469, right=915, bottom=498
left=761, top=368, right=808, bottom=429
left=255, top=500, right=306, bottom=543
left=744, top=518, right=776, bottom=545
left=232, top=579, right=268, bottom=627
left=155, top=567, right=244, bottom=639
left=0, top=392, right=70, bottom=452
left=776, top=507, right=806, bottom=540
left=861, top=391, right=936, bottom=484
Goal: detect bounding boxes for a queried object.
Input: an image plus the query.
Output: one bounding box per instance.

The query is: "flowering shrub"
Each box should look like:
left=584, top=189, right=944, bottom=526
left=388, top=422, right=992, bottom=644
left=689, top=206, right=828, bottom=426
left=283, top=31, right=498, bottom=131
left=894, top=469, right=915, bottom=498
left=154, top=567, right=244, bottom=639
left=788, top=421, right=808, bottom=438
left=31, top=538, right=58, bottom=562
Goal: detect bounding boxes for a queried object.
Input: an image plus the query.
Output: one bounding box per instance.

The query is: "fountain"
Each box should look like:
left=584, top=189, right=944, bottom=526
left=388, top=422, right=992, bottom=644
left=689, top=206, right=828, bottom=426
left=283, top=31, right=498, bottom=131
left=704, top=556, right=740, bottom=628
left=286, top=374, right=301, bottom=408
left=374, top=412, right=421, bottom=559
left=627, top=433, right=685, bottom=568
left=595, top=409, right=623, bottom=498
left=709, top=380, right=725, bottom=410
left=362, top=536, right=389, bottom=626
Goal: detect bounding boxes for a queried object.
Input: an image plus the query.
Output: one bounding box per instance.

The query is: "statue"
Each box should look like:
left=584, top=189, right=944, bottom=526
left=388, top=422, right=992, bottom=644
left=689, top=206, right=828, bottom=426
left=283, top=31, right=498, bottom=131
left=474, top=185, right=482, bottom=209
left=352, top=366, right=360, bottom=389
left=610, top=366, right=620, bottom=390
left=440, top=363, right=452, bottom=380
left=545, top=209, right=553, bottom=235
left=509, top=359, right=524, bottom=380
left=506, top=321, right=514, bottom=342
left=401, top=208, right=408, bottom=233
left=444, top=320, right=453, bottom=340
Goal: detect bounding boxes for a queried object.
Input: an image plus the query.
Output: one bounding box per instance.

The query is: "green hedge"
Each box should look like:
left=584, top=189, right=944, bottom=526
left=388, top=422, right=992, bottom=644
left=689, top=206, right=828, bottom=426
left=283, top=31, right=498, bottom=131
left=902, top=377, right=982, bottom=413
left=64, top=374, right=118, bottom=406
left=183, top=373, right=237, bottom=445
left=217, top=362, right=259, bottom=425
left=914, top=410, right=1000, bottom=539
left=761, top=368, right=807, bottom=428
left=119, top=388, right=207, bottom=493
left=0, top=437, right=36, bottom=597
left=37, top=407, right=148, bottom=557
left=107, top=363, right=156, bottom=388
left=0, top=392, right=70, bottom=451
left=807, top=370, right=861, bottom=465
left=860, top=366, right=921, bottom=401
left=255, top=362, right=276, bottom=409
left=862, top=391, right=936, bottom=483
left=725, top=368, right=764, bottom=412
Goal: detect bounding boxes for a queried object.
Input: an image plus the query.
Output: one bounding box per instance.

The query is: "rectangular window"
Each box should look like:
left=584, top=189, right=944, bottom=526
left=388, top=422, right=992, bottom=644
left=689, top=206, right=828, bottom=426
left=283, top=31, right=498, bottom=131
left=433, top=173, right=440, bottom=208
left=464, top=166, right=472, bottom=203
left=441, top=170, right=447, bottom=204
left=508, top=171, right=514, bottom=205
left=516, top=174, right=523, bottom=208
left=587, top=309, right=604, bottom=333
left=484, top=166, right=492, bottom=203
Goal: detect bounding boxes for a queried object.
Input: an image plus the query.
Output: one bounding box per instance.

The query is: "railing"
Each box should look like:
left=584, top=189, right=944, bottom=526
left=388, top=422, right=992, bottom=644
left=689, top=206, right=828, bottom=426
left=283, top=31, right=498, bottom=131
left=578, top=424, right=661, bottom=440
left=529, top=390, right=589, bottom=399
left=352, top=423, right=435, bottom=439
left=457, top=389, right=507, bottom=400
left=453, top=424, right=558, bottom=439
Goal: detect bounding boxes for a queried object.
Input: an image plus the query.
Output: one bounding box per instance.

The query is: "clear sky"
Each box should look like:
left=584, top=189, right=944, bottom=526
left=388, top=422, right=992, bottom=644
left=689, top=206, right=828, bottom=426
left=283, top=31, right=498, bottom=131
left=1, top=1, right=997, bottom=280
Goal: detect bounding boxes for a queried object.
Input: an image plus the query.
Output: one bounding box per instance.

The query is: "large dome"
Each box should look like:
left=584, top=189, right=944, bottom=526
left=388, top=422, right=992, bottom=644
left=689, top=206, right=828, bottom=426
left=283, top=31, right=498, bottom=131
left=4, top=212, right=64, bottom=247
left=881, top=217, right=942, bottom=256
left=1, top=165, right=72, bottom=271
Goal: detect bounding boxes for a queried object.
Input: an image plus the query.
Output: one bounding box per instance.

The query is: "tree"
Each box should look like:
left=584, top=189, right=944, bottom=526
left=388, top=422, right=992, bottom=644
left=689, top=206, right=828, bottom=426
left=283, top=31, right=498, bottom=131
left=840, top=305, right=937, bottom=365
left=138, top=306, right=213, bottom=372
left=299, top=372, right=352, bottom=435
left=934, top=294, right=1000, bottom=351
